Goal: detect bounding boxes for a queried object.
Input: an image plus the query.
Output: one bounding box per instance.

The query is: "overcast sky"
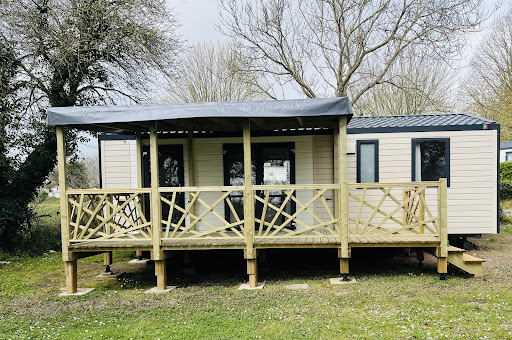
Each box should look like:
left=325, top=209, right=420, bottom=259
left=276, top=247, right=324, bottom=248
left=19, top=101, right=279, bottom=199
left=79, top=0, right=510, bottom=157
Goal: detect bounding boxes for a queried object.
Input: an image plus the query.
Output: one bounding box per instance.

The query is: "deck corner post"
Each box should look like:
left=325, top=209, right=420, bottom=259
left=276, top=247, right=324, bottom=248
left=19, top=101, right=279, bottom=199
left=337, top=116, right=350, bottom=259
left=149, top=122, right=162, bottom=260
left=242, top=119, right=255, bottom=261
left=438, top=178, right=448, bottom=258
left=64, top=260, right=78, bottom=294
left=135, top=130, right=147, bottom=261
left=56, top=126, right=71, bottom=262
left=437, top=178, right=448, bottom=279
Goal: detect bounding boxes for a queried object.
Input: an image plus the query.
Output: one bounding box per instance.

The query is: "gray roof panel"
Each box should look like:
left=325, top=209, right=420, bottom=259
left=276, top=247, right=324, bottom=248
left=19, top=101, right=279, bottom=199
left=47, top=97, right=353, bottom=128
left=347, top=113, right=498, bottom=133
left=501, top=141, right=512, bottom=149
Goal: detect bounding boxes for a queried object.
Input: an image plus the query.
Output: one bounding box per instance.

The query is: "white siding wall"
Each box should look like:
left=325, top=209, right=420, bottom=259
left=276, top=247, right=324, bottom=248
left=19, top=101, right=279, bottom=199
left=345, top=130, right=498, bottom=235
left=190, top=135, right=314, bottom=231
left=313, top=135, right=335, bottom=222
left=101, top=129, right=498, bottom=235
left=100, top=139, right=137, bottom=189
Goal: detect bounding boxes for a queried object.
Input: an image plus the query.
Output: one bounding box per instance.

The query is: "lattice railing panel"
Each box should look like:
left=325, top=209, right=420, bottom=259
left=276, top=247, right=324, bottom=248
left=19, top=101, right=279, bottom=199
left=68, top=191, right=150, bottom=241
left=253, top=185, right=340, bottom=239
left=348, top=184, right=440, bottom=236
left=160, top=187, right=246, bottom=239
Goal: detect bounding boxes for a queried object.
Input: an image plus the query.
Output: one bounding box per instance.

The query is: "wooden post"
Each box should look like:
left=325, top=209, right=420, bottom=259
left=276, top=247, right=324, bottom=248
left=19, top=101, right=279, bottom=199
left=247, top=257, right=258, bottom=288
left=416, top=248, right=424, bottom=265
left=155, top=260, right=167, bottom=290
left=135, top=130, right=144, bottom=259
left=334, top=121, right=340, bottom=234
left=105, top=193, right=112, bottom=237
left=243, top=119, right=257, bottom=287
left=437, top=256, right=448, bottom=278
left=340, top=258, right=350, bottom=277
left=403, top=189, right=410, bottom=225
left=338, top=116, right=350, bottom=269
left=150, top=122, right=162, bottom=260
left=335, top=116, right=350, bottom=281
left=438, top=178, right=448, bottom=255
left=187, top=131, right=195, bottom=187
left=56, top=127, right=71, bottom=262
left=419, top=189, right=425, bottom=234
left=64, top=260, right=78, bottom=294
left=57, top=127, right=78, bottom=294
left=103, top=251, right=113, bottom=274
left=187, top=131, right=196, bottom=220
left=437, top=178, right=448, bottom=279
left=104, top=252, right=112, bottom=266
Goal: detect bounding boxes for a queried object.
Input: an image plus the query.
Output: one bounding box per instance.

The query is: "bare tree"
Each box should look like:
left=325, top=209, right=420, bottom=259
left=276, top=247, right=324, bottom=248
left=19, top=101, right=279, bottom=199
left=462, top=9, right=512, bottom=139
left=357, top=52, right=455, bottom=116
left=219, top=0, right=485, bottom=109
left=167, top=42, right=269, bottom=103
left=47, top=155, right=99, bottom=189
left=1, top=0, right=181, bottom=109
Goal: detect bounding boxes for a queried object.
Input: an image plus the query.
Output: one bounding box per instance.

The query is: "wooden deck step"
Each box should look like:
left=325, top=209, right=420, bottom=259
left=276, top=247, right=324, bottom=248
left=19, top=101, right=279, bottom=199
left=462, top=253, right=485, bottom=263
left=428, top=246, right=485, bottom=277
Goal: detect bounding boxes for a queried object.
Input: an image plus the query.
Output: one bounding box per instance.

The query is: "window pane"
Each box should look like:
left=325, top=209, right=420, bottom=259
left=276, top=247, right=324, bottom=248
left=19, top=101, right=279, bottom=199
left=507, top=152, right=512, bottom=162
left=418, top=141, right=446, bottom=181
left=360, top=143, right=376, bottom=182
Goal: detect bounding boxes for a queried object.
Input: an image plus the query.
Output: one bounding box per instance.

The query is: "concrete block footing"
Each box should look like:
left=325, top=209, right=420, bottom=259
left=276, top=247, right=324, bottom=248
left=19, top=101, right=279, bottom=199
left=145, top=286, right=177, bottom=294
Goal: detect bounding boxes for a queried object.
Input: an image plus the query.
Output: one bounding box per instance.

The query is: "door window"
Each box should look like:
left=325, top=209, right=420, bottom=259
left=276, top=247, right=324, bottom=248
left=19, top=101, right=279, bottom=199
left=143, top=144, right=185, bottom=223
left=223, top=143, right=295, bottom=226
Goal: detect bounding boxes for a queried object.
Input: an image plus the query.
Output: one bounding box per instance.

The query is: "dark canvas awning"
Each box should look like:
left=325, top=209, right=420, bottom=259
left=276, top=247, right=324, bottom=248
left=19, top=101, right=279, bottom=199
left=46, top=97, right=353, bottom=133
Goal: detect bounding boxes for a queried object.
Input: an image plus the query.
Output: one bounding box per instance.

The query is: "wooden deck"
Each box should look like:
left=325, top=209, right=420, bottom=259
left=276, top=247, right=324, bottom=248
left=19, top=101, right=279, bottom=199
left=68, top=231, right=441, bottom=251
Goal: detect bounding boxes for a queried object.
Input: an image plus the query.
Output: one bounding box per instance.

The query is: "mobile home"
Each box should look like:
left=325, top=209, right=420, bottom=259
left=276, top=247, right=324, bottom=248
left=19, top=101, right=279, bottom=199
left=47, top=99, right=494, bottom=294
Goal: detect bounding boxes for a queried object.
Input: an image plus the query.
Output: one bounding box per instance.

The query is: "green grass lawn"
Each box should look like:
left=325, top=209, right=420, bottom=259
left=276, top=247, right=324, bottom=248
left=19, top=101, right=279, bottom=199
left=1, top=228, right=512, bottom=339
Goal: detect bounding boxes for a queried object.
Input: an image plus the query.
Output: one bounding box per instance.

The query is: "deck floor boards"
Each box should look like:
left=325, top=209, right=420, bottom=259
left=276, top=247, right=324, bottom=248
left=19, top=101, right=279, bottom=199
left=68, top=230, right=440, bottom=251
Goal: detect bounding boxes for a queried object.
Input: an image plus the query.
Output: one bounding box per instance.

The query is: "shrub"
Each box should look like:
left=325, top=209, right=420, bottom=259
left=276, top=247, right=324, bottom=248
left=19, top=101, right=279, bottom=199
left=500, top=162, right=512, bottom=201
left=24, top=198, right=61, bottom=256
left=500, top=162, right=512, bottom=182
left=501, top=182, right=512, bottom=200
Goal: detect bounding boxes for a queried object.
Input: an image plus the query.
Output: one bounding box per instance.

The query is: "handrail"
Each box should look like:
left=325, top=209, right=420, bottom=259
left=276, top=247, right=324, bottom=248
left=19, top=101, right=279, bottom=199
left=67, top=188, right=152, bottom=194
left=158, top=186, right=245, bottom=192
left=253, top=184, right=340, bottom=190
left=348, top=181, right=441, bottom=189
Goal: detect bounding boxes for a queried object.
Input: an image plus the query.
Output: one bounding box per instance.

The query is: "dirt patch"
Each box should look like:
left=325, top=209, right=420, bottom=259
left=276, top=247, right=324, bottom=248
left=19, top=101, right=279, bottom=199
left=468, top=229, right=512, bottom=284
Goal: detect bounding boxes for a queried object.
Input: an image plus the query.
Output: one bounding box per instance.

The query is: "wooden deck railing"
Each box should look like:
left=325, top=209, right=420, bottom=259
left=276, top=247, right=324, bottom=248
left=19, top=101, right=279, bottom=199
left=252, top=184, right=340, bottom=240
left=64, top=180, right=447, bottom=252
left=158, top=186, right=246, bottom=240
left=66, top=189, right=151, bottom=243
left=348, top=181, right=442, bottom=237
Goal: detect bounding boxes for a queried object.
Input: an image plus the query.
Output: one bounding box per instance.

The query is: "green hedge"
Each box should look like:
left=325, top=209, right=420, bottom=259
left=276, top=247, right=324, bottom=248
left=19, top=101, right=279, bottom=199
left=501, top=162, right=512, bottom=182
left=501, top=162, right=512, bottom=200
left=501, top=182, right=512, bottom=200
